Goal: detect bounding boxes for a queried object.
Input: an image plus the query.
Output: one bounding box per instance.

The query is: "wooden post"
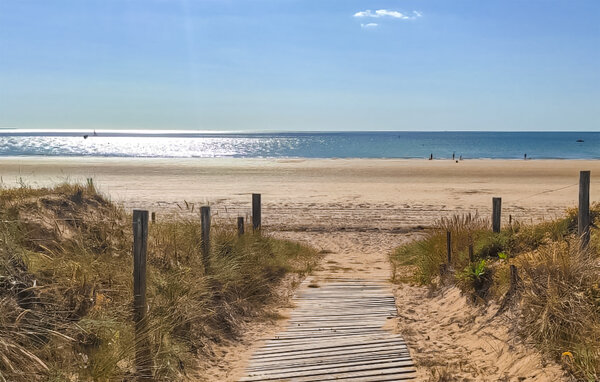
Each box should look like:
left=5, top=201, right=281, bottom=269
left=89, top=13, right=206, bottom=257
left=132, top=210, right=153, bottom=381
left=151, top=212, right=156, bottom=224
left=201, top=206, right=211, bottom=272
left=578, top=171, right=591, bottom=248
left=509, top=264, right=519, bottom=291
left=492, top=197, right=502, bottom=233
left=468, top=243, right=474, bottom=262
left=252, top=193, right=261, bottom=231
left=237, top=216, right=245, bottom=236
left=446, top=231, right=451, bottom=265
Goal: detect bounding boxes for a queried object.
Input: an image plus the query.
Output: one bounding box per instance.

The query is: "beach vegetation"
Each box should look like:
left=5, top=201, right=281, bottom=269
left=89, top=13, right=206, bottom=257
left=0, top=182, right=319, bottom=381
left=457, top=259, right=492, bottom=300
left=390, top=204, right=600, bottom=380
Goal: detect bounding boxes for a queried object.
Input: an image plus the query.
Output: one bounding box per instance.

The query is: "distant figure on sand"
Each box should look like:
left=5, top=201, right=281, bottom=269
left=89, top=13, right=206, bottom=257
left=524, top=153, right=527, bottom=160
left=452, top=152, right=455, bottom=160
left=429, top=153, right=433, bottom=160
left=459, top=155, right=462, bottom=161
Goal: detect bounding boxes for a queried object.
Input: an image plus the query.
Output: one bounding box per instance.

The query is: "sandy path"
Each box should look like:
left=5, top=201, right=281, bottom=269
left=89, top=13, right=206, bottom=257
left=274, top=231, right=421, bottom=281
left=267, top=231, right=568, bottom=382
left=230, top=229, right=418, bottom=381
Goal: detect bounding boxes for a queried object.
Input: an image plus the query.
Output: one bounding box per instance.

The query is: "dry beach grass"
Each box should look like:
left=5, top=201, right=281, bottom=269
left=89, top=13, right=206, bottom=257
left=0, top=182, right=319, bottom=381
left=390, top=207, right=600, bottom=380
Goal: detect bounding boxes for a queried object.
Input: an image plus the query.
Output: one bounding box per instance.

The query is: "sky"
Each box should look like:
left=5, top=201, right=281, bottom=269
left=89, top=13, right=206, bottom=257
left=0, top=0, right=599, bottom=131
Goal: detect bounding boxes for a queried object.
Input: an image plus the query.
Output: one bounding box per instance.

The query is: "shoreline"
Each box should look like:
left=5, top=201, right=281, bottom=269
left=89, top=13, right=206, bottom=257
left=0, top=155, right=598, bottom=161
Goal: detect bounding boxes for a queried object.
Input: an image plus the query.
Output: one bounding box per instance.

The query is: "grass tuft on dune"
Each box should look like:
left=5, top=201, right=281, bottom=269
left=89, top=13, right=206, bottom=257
left=391, top=204, right=600, bottom=380
left=0, top=182, right=319, bottom=381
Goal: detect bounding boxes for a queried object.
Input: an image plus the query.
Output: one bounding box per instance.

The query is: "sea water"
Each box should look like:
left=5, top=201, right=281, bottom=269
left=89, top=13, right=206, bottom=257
left=0, top=131, right=597, bottom=159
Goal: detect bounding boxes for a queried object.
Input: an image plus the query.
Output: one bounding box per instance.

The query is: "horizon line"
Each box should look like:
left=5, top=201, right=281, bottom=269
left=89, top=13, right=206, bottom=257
left=0, top=128, right=597, bottom=135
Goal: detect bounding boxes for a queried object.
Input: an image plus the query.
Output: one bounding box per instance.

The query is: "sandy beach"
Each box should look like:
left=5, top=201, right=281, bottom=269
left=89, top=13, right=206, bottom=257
left=1, top=157, right=597, bottom=231
left=1, top=157, right=596, bottom=380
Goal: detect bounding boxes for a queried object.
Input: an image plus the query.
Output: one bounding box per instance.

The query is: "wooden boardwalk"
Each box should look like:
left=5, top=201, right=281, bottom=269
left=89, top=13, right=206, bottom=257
left=240, top=278, right=416, bottom=381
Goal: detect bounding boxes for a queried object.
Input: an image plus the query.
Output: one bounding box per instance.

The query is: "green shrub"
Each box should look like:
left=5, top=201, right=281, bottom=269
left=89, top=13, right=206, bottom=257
left=474, top=231, right=510, bottom=258
left=457, top=259, right=493, bottom=300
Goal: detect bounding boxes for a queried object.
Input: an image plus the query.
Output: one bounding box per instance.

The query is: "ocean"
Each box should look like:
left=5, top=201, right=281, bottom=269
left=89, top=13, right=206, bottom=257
left=0, top=131, right=598, bottom=159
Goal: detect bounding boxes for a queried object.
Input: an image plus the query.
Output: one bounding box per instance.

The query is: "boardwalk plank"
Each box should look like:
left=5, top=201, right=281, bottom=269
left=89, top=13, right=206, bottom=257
left=240, top=366, right=416, bottom=382
left=243, top=360, right=415, bottom=381
left=247, top=354, right=412, bottom=371
left=250, top=344, right=409, bottom=362
left=240, top=278, right=415, bottom=381
left=252, top=340, right=408, bottom=357
left=247, top=351, right=412, bottom=369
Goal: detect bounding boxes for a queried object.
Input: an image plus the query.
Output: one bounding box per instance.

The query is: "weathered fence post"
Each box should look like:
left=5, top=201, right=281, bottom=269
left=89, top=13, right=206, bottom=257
left=151, top=212, right=156, bottom=224
left=492, top=197, right=502, bottom=233
left=237, top=216, right=245, bottom=236
left=201, top=206, right=211, bottom=272
left=509, top=265, right=519, bottom=290
left=578, top=170, right=591, bottom=249
left=132, top=210, right=153, bottom=381
left=446, top=231, right=452, bottom=265
left=252, top=193, right=261, bottom=231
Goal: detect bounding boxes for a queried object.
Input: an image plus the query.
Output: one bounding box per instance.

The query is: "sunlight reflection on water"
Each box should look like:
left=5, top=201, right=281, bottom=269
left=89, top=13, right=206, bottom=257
left=0, top=136, right=297, bottom=158
left=0, top=132, right=598, bottom=159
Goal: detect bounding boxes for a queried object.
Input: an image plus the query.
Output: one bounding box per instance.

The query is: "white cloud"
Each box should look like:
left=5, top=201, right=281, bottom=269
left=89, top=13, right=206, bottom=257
left=360, top=23, right=379, bottom=29
left=354, top=10, right=371, bottom=18
left=375, top=9, right=406, bottom=18
left=353, top=9, right=422, bottom=20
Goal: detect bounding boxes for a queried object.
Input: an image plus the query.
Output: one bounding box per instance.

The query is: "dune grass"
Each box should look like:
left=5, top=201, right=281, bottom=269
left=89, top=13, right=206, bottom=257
left=0, top=182, right=319, bottom=381
left=390, top=205, right=600, bottom=380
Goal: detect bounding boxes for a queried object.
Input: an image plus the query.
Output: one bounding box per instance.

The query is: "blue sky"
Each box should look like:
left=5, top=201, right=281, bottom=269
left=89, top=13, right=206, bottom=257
left=0, top=0, right=598, bottom=131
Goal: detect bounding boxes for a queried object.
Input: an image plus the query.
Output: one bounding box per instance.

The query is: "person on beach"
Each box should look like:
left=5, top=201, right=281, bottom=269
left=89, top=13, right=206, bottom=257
left=452, top=152, right=455, bottom=160
left=429, top=153, right=433, bottom=160
left=524, top=153, right=527, bottom=160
